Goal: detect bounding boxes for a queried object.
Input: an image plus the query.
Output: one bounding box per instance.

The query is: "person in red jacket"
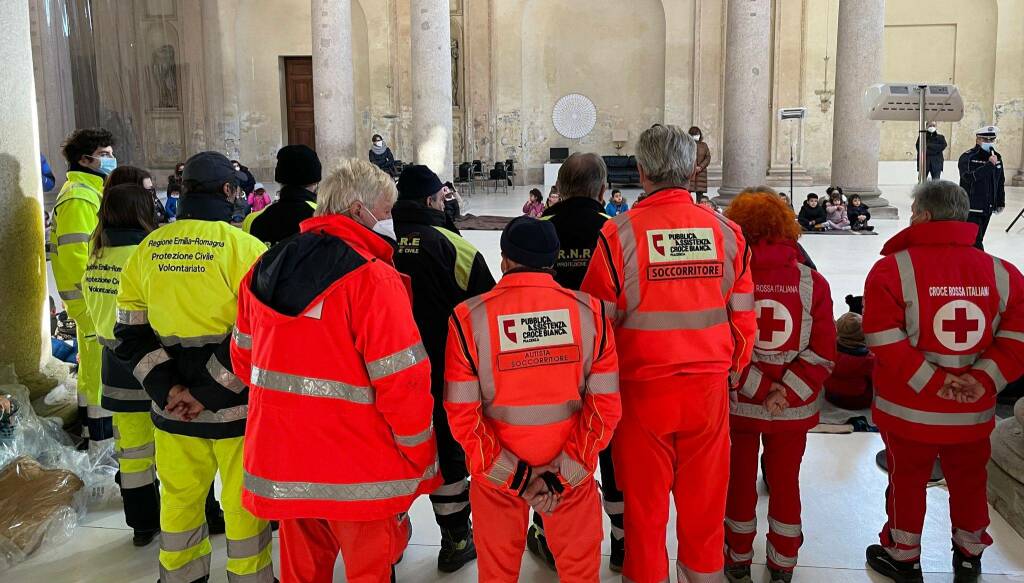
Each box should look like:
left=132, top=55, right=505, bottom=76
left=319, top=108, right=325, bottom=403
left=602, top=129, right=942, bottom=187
left=824, top=312, right=877, bottom=410
left=721, top=189, right=837, bottom=583
left=232, top=159, right=440, bottom=583
left=863, top=180, right=1024, bottom=583
left=581, top=124, right=757, bottom=583
left=445, top=217, right=621, bottom=583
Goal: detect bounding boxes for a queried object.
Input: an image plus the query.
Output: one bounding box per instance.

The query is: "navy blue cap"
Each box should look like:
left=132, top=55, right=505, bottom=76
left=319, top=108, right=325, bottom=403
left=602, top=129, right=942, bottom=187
left=182, top=151, right=247, bottom=186
left=500, top=216, right=560, bottom=269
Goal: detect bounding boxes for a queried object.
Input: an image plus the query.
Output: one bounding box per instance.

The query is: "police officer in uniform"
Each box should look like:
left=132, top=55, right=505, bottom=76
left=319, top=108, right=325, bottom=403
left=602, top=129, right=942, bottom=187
left=392, top=164, right=495, bottom=572
left=958, top=125, right=1005, bottom=250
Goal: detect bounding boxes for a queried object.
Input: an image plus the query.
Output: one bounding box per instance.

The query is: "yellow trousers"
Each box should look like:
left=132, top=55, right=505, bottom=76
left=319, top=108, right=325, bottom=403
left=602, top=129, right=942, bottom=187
left=154, top=430, right=273, bottom=583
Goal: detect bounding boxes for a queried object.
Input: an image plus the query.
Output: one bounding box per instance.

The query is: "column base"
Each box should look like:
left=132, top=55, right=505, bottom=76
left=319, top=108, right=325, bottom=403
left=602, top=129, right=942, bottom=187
left=1013, top=169, right=1024, bottom=187
left=766, top=164, right=814, bottom=189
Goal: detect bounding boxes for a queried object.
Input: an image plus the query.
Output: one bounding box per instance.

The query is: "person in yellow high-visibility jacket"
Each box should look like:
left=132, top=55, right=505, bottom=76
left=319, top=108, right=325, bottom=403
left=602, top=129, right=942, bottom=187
left=114, top=152, right=271, bottom=583
left=53, top=127, right=117, bottom=450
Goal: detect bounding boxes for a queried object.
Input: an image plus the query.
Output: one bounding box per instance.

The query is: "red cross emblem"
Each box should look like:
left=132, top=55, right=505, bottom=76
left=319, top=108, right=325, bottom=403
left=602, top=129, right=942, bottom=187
left=933, top=300, right=985, bottom=351
left=755, top=300, right=792, bottom=350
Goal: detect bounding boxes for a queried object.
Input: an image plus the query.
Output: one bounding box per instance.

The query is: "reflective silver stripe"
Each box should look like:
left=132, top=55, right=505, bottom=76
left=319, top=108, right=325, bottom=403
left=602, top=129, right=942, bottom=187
left=884, top=546, right=920, bottom=561
left=799, top=349, right=835, bottom=372
left=97, top=336, right=121, bottom=350
left=57, top=232, right=91, bottom=245
left=117, top=309, right=149, bottom=325
left=485, top=449, right=518, bottom=488
left=768, top=517, right=802, bottom=538
left=923, top=351, right=979, bottom=369
left=586, top=371, right=618, bottom=395
left=151, top=402, right=248, bottom=424
left=725, top=517, right=757, bottom=534
left=45, top=242, right=57, bottom=256
left=134, top=349, right=171, bottom=383
left=782, top=370, right=813, bottom=401
left=432, top=501, right=469, bottom=515
left=160, top=555, right=212, bottom=583
left=120, top=467, right=156, bottom=489
left=908, top=361, right=936, bottom=394
left=556, top=452, right=589, bottom=487
left=603, top=500, right=625, bottom=515
left=726, top=548, right=755, bottom=562
left=244, top=462, right=437, bottom=502
left=797, top=264, right=814, bottom=350
left=767, top=541, right=798, bottom=568
left=466, top=296, right=496, bottom=401
left=729, top=292, right=755, bottom=312
left=740, top=366, right=763, bottom=398
left=445, top=380, right=481, bottom=403
left=86, top=404, right=113, bottom=419
left=232, top=327, right=252, bottom=350
left=730, top=394, right=821, bottom=421
left=162, top=524, right=210, bottom=552
left=716, top=216, right=738, bottom=295
left=366, top=341, right=428, bottom=381
left=251, top=366, right=373, bottom=404
left=103, top=385, right=150, bottom=402
left=485, top=400, right=582, bottom=426
left=226, top=564, right=274, bottom=583
left=874, top=396, right=994, bottom=426
left=615, top=214, right=641, bottom=312
left=574, top=293, right=596, bottom=380
left=433, top=480, right=469, bottom=496
left=890, top=528, right=921, bottom=546
left=974, top=359, right=1008, bottom=391
left=895, top=251, right=921, bottom=346
left=160, top=333, right=229, bottom=348
left=996, top=330, right=1024, bottom=343
left=994, top=257, right=1009, bottom=316
left=753, top=350, right=797, bottom=365
left=620, top=308, right=729, bottom=331
left=118, top=442, right=155, bottom=460
left=952, top=528, right=989, bottom=556
left=207, top=354, right=246, bottom=394
left=226, top=525, right=273, bottom=559
left=865, top=328, right=909, bottom=347
left=611, top=525, right=625, bottom=540
left=394, top=424, right=434, bottom=447
left=59, top=289, right=83, bottom=301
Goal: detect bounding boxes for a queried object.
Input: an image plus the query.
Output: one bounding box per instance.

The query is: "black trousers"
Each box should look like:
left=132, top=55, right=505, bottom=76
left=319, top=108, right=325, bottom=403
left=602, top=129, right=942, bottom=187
left=968, top=212, right=992, bottom=250
left=927, top=159, right=943, bottom=180
left=428, top=396, right=472, bottom=533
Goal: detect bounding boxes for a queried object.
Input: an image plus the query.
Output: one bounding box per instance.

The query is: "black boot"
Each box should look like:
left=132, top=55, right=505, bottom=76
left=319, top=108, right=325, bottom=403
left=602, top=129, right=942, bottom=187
left=205, top=488, right=225, bottom=535
left=525, top=523, right=557, bottom=571
left=609, top=536, right=624, bottom=573
left=724, top=564, right=753, bottom=583
left=133, top=528, right=159, bottom=547
left=768, top=568, right=794, bottom=583
left=438, top=526, right=477, bottom=573
left=952, top=547, right=981, bottom=583
left=866, top=544, right=923, bottom=583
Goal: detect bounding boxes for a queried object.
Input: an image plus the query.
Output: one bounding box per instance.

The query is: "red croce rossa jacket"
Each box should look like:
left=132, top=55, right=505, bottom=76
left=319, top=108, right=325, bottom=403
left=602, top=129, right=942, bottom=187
left=731, top=241, right=837, bottom=433
left=232, top=214, right=440, bottom=521
left=864, top=220, right=1024, bottom=444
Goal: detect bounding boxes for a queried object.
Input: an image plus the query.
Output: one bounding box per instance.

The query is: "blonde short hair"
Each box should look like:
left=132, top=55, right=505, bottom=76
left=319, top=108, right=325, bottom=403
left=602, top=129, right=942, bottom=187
left=315, top=159, right=397, bottom=217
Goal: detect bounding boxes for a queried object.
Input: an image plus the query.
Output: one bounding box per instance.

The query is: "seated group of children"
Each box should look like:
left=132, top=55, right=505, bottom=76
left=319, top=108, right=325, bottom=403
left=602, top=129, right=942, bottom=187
left=797, top=186, right=874, bottom=232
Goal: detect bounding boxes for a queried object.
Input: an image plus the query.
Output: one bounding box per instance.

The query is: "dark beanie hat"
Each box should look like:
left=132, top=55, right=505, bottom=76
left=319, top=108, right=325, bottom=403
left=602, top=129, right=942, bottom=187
left=397, top=165, right=444, bottom=200
left=275, top=145, right=322, bottom=185
left=501, top=216, right=560, bottom=269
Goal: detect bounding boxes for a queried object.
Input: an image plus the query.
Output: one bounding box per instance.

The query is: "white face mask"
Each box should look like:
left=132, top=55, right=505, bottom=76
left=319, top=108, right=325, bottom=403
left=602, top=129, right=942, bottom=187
left=927, top=127, right=936, bottom=133
left=372, top=218, right=396, bottom=240
left=693, top=134, right=701, bottom=141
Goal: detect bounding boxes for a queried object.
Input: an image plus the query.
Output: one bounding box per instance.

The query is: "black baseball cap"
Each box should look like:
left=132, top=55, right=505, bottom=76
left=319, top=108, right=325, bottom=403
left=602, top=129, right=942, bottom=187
left=182, top=151, right=247, bottom=187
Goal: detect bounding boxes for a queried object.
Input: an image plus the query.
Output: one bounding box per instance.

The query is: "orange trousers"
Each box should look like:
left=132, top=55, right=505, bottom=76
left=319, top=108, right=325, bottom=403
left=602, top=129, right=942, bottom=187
left=472, top=478, right=603, bottom=582
left=613, top=375, right=730, bottom=583
left=279, top=515, right=408, bottom=583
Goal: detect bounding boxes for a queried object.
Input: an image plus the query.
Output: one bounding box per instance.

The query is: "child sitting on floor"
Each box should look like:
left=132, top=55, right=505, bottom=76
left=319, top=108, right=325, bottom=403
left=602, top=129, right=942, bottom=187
left=824, top=191, right=851, bottom=231
left=847, top=194, right=874, bottom=232
left=797, top=193, right=827, bottom=231
left=824, top=312, right=876, bottom=410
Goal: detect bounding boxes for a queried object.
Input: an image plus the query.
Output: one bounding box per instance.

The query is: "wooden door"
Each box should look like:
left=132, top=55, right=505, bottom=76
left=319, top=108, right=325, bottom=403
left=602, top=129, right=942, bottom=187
left=284, top=57, right=315, bottom=150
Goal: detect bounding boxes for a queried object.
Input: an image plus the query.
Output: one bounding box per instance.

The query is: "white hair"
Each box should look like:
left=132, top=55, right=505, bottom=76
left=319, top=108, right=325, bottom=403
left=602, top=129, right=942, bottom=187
left=636, top=124, right=696, bottom=186
left=315, top=159, right=397, bottom=217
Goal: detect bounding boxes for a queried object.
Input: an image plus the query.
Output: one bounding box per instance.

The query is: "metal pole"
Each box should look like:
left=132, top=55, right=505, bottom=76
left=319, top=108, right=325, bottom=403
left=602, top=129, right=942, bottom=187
left=918, top=84, right=928, bottom=183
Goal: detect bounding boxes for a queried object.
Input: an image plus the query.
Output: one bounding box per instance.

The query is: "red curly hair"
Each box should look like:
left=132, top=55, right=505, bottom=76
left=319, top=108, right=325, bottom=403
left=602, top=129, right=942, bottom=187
left=724, top=187, right=802, bottom=244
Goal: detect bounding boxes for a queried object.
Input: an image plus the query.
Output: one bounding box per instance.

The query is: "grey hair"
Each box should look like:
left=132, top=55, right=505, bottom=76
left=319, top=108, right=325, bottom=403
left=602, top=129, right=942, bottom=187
left=636, top=124, right=696, bottom=186
left=912, top=180, right=969, bottom=222
left=315, top=158, right=397, bottom=217
left=556, top=153, right=607, bottom=200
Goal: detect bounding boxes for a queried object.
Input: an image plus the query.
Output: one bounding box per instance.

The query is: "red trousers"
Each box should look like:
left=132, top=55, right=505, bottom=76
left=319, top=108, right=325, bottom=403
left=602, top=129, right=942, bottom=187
left=879, top=432, right=993, bottom=561
left=725, top=428, right=808, bottom=572
left=613, top=376, right=730, bottom=582
left=472, top=478, right=602, bottom=582
left=279, top=515, right=409, bottom=583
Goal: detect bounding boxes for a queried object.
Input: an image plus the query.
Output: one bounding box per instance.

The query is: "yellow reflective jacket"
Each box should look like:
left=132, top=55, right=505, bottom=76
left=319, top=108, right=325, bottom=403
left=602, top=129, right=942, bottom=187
left=52, top=171, right=104, bottom=331
left=114, top=217, right=266, bottom=438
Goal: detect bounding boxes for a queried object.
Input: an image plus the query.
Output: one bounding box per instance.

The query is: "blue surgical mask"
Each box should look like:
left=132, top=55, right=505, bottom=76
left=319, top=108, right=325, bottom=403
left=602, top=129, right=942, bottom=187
left=95, top=156, right=118, bottom=175
left=980, top=143, right=993, bottom=152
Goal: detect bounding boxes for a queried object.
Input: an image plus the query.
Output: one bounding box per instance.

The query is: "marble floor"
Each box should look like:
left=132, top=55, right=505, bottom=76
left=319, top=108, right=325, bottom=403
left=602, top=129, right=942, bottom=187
left=14, top=181, right=1024, bottom=583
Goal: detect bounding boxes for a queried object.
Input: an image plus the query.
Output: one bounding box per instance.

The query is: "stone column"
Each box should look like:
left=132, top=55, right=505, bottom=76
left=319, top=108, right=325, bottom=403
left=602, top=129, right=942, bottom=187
left=830, top=0, right=893, bottom=215
left=0, top=2, right=49, bottom=379
left=716, top=0, right=772, bottom=204
left=411, top=0, right=454, bottom=182
left=312, top=0, right=356, bottom=168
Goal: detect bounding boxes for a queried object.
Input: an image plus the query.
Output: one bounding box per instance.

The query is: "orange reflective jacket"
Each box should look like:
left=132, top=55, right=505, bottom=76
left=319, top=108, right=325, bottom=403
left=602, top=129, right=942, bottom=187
left=581, top=188, right=757, bottom=383
left=445, top=271, right=621, bottom=495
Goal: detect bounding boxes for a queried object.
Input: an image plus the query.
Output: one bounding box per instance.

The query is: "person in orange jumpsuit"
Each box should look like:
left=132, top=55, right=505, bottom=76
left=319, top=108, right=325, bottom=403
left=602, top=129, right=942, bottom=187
left=721, top=190, right=837, bottom=583
left=445, top=217, right=621, bottom=582
left=581, top=124, right=757, bottom=583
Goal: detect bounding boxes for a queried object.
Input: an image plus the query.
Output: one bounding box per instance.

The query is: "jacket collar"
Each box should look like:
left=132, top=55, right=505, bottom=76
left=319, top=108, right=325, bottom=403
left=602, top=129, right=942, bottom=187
left=496, top=270, right=560, bottom=290
left=880, top=221, right=979, bottom=256
left=300, top=214, right=395, bottom=265
left=633, top=187, right=693, bottom=210
left=392, top=200, right=455, bottom=231
left=279, top=184, right=317, bottom=203
left=751, top=240, right=800, bottom=269
left=542, top=196, right=604, bottom=217
left=104, top=228, right=148, bottom=247
left=65, top=170, right=105, bottom=193
left=176, top=193, right=234, bottom=222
